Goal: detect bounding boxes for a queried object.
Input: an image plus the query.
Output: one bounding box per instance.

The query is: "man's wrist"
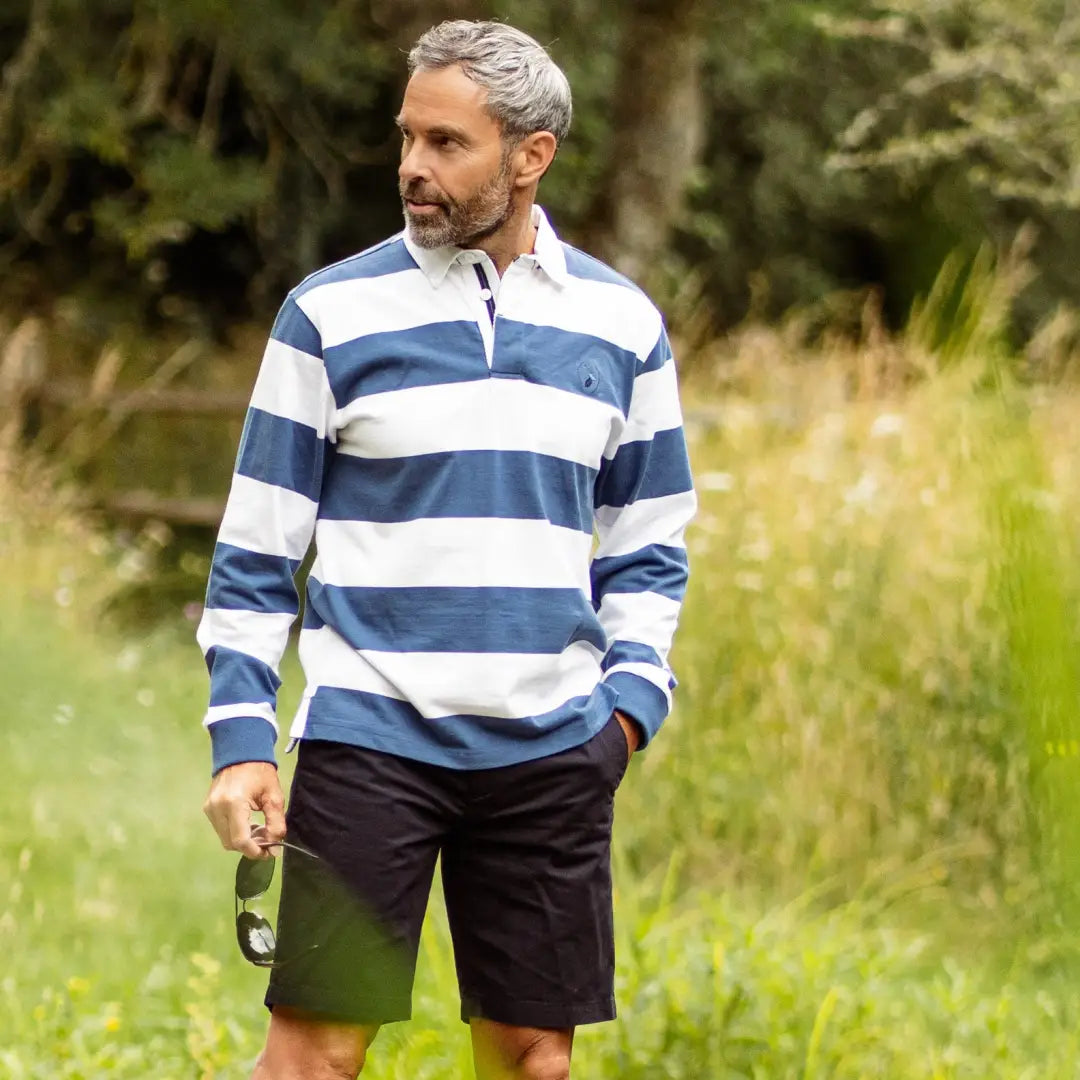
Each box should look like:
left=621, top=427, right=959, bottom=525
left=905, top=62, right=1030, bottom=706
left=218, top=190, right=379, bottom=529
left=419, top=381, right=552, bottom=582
left=614, top=709, right=644, bottom=756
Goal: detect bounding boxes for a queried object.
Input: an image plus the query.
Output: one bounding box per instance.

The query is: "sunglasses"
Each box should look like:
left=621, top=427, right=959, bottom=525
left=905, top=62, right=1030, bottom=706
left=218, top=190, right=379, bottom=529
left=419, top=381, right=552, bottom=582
left=235, top=836, right=321, bottom=968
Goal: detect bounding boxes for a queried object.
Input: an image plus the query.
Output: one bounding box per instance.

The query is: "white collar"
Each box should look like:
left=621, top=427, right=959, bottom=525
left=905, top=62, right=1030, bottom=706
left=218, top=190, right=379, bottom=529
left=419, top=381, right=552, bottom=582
left=403, top=205, right=569, bottom=289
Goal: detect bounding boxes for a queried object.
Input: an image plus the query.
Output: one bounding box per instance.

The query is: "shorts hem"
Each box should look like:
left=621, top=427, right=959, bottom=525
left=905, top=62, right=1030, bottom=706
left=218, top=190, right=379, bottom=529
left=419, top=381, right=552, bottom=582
left=265, top=985, right=412, bottom=1027
left=460, top=995, right=616, bottom=1028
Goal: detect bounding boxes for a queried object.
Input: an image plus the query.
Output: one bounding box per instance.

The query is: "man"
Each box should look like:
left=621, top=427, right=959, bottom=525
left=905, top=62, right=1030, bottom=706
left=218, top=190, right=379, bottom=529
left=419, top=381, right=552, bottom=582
left=198, top=19, right=696, bottom=1080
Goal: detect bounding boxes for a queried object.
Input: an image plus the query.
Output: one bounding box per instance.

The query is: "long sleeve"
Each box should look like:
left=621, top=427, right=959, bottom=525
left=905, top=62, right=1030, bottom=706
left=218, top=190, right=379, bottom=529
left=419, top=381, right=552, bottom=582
left=591, top=328, right=696, bottom=746
left=196, top=294, right=336, bottom=774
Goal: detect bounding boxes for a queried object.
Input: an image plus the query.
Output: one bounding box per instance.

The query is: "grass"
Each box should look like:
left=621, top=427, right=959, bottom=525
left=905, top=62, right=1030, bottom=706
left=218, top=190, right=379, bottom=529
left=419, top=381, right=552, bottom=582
left=4, top=331, right=1080, bottom=1077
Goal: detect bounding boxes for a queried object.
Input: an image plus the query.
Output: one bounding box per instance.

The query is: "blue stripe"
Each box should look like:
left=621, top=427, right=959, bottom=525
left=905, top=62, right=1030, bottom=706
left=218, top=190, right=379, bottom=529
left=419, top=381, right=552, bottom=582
left=601, top=640, right=663, bottom=672
left=595, top=427, right=694, bottom=508
left=603, top=670, right=668, bottom=745
left=205, top=644, right=282, bottom=707
left=270, top=296, right=321, bottom=357
left=591, top=544, right=689, bottom=602
left=209, top=716, right=277, bottom=774
left=305, top=580, right=606, bottom=654
left=301, top=681, right=619, bottom=770
left=324, top=322, right=486, bottom=407
left=562, top=245, right=642, bottom=293
left=492, top=321, right=636, bottom=414
left=292, top=236, right=416, bottom=298
left=641, top=332, right=670, bottom=374
left=320, top=450, right=596, bottom=531
left=205, top=543, right=301, bottom=614
left=236, top=408, right=328, bottom=499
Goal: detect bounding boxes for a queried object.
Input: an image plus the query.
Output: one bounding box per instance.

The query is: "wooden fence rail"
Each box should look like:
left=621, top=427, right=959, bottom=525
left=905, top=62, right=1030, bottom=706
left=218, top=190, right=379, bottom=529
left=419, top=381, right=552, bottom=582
left=2, top=316, right=725, bottom=529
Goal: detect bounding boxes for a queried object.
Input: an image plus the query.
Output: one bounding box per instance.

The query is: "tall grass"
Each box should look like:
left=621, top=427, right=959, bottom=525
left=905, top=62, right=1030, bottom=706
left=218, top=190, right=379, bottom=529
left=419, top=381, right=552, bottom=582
left=4, top=301, right=1080, bottom=1075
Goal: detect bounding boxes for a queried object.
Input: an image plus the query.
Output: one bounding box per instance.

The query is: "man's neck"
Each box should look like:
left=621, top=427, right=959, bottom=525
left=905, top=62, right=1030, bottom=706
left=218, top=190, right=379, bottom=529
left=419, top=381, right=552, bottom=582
left=466, top=202, right=537, bottom=277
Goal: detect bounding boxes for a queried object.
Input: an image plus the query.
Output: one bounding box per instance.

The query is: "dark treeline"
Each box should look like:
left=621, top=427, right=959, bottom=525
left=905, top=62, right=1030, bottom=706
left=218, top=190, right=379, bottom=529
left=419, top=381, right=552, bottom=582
left=1, top=0, right=1078, bottom=342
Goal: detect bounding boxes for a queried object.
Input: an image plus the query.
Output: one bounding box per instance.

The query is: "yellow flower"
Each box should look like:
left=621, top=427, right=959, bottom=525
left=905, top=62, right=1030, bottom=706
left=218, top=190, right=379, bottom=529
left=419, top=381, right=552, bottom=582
left=66, top=976, right=91, bottom=996
left=104, top=1015, right=122, bottom=1033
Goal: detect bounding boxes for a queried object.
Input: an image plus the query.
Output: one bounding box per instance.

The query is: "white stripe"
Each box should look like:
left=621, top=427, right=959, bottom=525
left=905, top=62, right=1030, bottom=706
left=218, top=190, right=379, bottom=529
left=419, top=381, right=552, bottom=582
left=288, top=695, right=313, bottom=740
left=298, top=628, right=604, bottom=718
left=594, top=490, right=697, bottom=558
left=196, top=608, right=296, bottom=673
left=249, top=340, right=334, bottom=435
left=313, top=518, right=592, bottom=590
left=203, top=703, right=279, bottom=732
left=297, top=269, right=473, bottom=349
left=596, top=592, right=682, bottom=664
left=616, top=361, right=685, bottom=450
left=500, top=277, right=662, bottom=361
left=217, top=475, right=317, bottom=561
left=335, top=378, right=619, bottom=467
left=603, top=662, right=673, bottom=706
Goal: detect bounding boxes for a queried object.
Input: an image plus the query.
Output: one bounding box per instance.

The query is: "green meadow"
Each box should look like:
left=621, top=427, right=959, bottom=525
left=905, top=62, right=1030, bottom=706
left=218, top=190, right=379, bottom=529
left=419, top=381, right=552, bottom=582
left=4, top=332, right=1080, bottom=1077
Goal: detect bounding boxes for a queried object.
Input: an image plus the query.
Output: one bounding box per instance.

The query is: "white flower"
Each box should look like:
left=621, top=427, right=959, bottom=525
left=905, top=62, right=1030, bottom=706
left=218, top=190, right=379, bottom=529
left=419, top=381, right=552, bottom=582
left=843, top=472, right=879, bottom=507
left=734, top=571, right=765, bottom=592
left=698, top=471, right=735, bottom=493
left=870, top=413, right=905, bottom=439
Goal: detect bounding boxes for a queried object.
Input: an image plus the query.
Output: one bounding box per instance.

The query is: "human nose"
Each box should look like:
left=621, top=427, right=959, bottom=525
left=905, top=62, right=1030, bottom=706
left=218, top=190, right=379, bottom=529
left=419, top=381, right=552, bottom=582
left=398, top=140, right=430, bottom=187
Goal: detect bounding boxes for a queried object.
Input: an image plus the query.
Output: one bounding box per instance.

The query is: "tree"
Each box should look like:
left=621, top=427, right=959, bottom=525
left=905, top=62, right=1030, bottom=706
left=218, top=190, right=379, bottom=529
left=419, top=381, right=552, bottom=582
left=579, top=0, right=707, bottom=288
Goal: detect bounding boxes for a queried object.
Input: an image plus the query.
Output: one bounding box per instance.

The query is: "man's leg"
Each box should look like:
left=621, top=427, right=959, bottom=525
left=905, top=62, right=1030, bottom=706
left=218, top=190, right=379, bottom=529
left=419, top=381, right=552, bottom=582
left=257, top=740, right=455, bottom=1072
left=252, top=1008, right=378, bottom=1080
left=470, top=1020, right=574, bottom=1080
left=444, top=714, right=631, bottom=1078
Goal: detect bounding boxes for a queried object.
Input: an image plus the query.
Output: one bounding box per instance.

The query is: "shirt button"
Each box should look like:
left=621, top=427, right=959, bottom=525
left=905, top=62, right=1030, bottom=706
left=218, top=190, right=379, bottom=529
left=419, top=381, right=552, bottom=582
left=479, top=288, right=492, bottom=301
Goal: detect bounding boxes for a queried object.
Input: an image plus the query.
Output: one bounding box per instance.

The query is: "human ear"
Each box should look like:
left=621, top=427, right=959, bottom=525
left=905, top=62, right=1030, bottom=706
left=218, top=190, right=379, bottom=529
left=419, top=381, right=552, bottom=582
left=513, top=131, right=558, bottom=187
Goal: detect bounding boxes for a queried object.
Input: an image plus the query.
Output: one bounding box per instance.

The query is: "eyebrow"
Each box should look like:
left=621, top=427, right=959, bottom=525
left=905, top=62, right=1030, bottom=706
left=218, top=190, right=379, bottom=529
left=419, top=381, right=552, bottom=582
left=394, top=116, right=471, bottom=143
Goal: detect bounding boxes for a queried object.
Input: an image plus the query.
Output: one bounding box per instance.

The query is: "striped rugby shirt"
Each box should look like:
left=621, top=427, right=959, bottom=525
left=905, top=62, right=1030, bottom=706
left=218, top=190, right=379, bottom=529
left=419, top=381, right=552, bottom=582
left=197, top=207, right=696, bottom=774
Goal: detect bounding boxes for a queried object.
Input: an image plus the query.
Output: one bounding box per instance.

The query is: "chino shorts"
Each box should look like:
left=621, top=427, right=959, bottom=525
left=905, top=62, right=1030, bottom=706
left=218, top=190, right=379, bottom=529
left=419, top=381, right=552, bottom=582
left=264, top=712, right=631, bottom=1029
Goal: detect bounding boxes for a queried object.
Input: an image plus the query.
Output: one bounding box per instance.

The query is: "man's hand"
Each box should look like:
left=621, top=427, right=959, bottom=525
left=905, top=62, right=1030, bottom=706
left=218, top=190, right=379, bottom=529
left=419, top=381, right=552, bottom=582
left=203, top=762, right=285, bottom=859
left=614, top=710, right=642, bottom=762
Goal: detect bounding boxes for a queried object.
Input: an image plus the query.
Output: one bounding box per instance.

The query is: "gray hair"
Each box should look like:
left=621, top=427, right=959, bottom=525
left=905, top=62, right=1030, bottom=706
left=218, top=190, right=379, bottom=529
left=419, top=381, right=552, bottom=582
left=408, top=21, right=572, bottom=145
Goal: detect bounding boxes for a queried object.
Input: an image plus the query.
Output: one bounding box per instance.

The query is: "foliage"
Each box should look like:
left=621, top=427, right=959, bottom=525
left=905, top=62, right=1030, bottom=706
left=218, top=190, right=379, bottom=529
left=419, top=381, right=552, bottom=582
left=0, top=0, right=398, bottom=321
left=2, top=0, right=1078, bottom=342
left=822, top=0, right=1080, bottom=335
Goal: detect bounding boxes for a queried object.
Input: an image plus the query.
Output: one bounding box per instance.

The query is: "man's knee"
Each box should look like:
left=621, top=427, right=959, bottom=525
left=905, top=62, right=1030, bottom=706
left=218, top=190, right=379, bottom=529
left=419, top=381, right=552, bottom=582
left=251, top=1007, right=376, bottom=1080
left=472, top=1021, right=573, bottom=1080
left=515, top=1041, right=571, bottom=1080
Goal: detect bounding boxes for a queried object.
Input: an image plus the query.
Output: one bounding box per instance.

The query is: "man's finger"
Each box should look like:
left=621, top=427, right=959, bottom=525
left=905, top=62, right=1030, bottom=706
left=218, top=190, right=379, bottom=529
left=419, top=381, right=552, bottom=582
left=259, top=785, right=287, bottom=845
left=228, top=802, right=265, bottom=859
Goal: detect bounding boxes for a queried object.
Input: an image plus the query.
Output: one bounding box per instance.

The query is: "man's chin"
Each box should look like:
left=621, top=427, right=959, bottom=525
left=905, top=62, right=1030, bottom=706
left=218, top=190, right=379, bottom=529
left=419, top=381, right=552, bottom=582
left=404, top=217, right=454, bottom=250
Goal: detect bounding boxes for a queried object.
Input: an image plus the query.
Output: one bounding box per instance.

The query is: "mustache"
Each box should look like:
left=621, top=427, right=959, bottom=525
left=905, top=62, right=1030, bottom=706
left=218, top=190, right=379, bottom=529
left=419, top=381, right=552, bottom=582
left=400, top=180, right=450, bottom=207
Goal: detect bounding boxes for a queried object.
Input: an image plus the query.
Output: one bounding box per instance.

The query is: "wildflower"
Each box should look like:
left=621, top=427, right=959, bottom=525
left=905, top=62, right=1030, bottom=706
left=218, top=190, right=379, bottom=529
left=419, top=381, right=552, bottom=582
left=843, top=472, right=879, bottom=507
left=734, top=571, right=764, bottom=592
left=698, top=471, right=735, bottom=493
left=116, top=646, right=141, bottom=672
left=104, top=1015, right=122, bottom=1033
left=737, top=537, right=772, bottom=563
left=870, top=413, right=904, bottom=439
left=832, top=569, right=854, bottom=591
left=66, top=976, right=90, bottom=996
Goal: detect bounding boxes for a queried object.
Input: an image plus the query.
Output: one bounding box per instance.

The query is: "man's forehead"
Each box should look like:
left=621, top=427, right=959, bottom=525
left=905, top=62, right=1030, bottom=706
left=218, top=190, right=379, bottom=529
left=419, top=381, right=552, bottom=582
left=399, top=65, right=497, bottom=129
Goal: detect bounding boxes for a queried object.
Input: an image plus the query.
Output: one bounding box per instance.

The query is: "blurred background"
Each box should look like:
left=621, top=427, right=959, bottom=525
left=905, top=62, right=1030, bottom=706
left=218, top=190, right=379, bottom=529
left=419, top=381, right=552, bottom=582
left=3, top=0, right=1080, bottom=1076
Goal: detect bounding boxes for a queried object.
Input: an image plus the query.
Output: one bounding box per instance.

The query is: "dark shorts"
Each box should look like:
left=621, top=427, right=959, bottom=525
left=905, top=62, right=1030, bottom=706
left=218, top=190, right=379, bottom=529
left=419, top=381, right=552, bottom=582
left=264, top=712, right=630, bottom=1029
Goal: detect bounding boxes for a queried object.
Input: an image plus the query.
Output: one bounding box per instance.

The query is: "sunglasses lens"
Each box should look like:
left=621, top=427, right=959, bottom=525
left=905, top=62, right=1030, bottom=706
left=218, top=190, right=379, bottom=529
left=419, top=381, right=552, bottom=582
left=236, top=910, right=276, bottom=963
left=236, top=854, right=276, bottom=900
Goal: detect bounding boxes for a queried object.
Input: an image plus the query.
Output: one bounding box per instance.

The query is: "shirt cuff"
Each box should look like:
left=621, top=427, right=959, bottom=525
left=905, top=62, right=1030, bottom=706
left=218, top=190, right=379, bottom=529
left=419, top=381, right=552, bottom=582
left=604, top=670, right=669, bottom=748
left=208, top=716, right=278, bottom=775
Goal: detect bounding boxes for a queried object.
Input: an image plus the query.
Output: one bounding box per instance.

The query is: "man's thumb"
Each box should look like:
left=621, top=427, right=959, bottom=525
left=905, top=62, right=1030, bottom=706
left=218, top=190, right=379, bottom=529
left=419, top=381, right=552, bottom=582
left=259, top=784, right=287, bottom=843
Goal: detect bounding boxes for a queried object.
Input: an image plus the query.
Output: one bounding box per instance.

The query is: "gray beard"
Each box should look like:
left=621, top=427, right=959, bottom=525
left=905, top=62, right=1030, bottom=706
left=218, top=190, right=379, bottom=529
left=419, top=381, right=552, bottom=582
left=401, top=164, right=516, bottom=250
